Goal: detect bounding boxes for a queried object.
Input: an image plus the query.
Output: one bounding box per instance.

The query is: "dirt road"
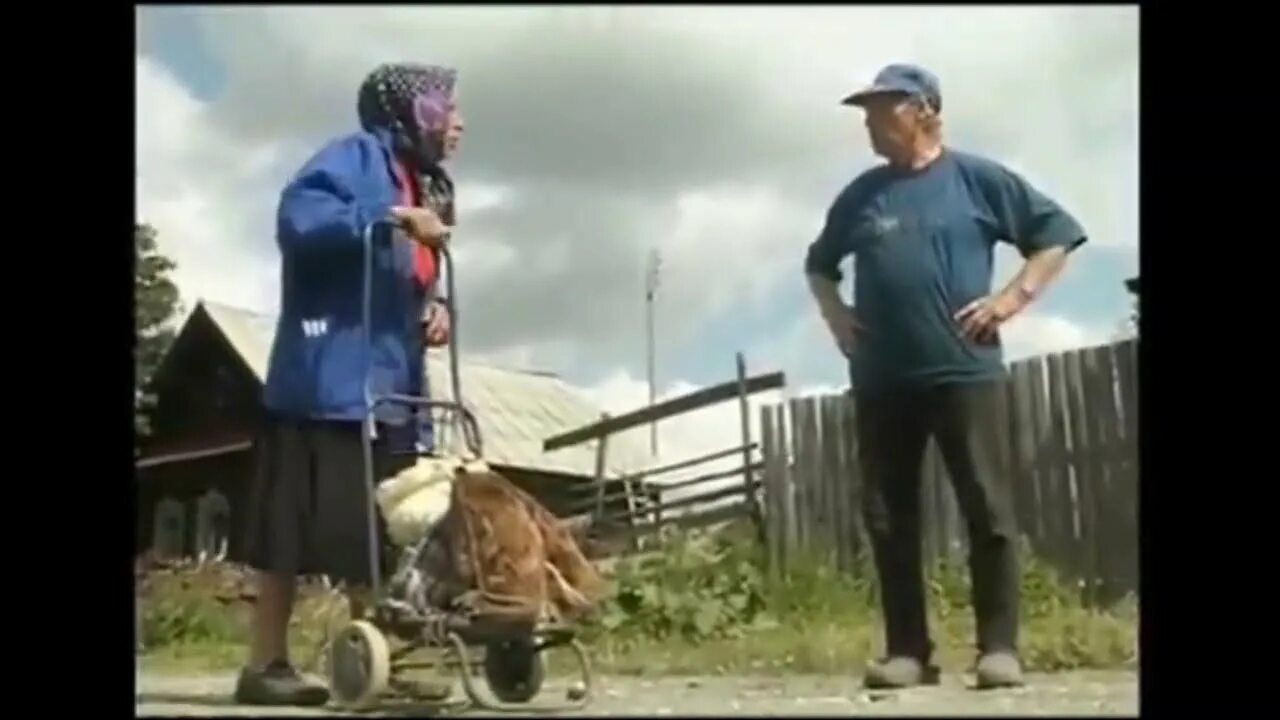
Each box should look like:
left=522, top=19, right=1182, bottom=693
left=136, top=669, right=1138, bottom=716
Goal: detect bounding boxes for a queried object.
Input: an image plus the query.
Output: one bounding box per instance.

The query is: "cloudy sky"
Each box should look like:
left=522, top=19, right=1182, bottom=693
left=136, top=5, right=1139, bottom=470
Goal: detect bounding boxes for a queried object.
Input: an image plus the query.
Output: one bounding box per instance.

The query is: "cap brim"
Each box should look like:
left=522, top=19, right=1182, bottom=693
left=840, top=85, right=909, bottom=106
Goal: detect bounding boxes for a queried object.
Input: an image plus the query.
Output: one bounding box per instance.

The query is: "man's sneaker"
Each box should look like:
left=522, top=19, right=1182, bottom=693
left=234, top=660, right=330, bottom=706
left=864, top=656, right=942, bottom=689
left=975, top=652, right=1025, bottom=689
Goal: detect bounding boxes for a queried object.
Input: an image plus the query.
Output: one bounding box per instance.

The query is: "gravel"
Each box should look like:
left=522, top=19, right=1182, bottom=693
left=137, top=669, right=1138, bottom=716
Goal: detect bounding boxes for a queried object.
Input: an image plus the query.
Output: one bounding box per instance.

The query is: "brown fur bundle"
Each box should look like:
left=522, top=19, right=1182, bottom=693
left=421, top=465, right=604, bottom=625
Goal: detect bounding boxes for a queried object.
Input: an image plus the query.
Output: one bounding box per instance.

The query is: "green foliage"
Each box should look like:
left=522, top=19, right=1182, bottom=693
left=587, top=530, right=769, bottom=644
left=134, top=223, right=181, bottom=438
left=582, top=522, right=1137, bottom=673
left=142, top=595, right=243, bottom=647
left=139, top=568, right=246, bottom=647
left=137, top=564, right=345, bottom=674
left=137, top=529, right=1138, bottom=677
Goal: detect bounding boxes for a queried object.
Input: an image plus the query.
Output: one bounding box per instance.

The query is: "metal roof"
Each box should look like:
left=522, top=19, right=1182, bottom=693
left=196, top=300, right=652, bottom=480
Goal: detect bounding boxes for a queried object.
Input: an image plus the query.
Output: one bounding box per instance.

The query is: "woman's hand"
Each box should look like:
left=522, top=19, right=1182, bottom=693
left=423, top=300, right=451, bottom=347
left=390, top=206, right=450, bottom=248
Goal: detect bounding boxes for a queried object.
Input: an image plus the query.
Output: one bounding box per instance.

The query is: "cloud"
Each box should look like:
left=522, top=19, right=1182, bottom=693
left=137, top=5, right=1138, bottom=395
left=1001, top=312, right=1110, bottom=362
left=135, top=56, right=289, bottom=313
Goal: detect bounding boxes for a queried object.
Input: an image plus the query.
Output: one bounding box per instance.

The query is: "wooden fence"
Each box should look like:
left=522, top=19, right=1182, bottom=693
left=545, top=353, right=783, bottom=553
left=760, top=339, right=1138, bottom=606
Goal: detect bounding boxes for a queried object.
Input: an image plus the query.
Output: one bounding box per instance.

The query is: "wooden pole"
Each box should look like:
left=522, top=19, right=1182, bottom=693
left=593, top=412, right=610, bottom=522
left=736, top=352, right=765, bottom=543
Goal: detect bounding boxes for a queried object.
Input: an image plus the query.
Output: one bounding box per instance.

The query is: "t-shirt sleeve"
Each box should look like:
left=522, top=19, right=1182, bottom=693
left=804, top=185, right=857, bottom=282
left=979, top=161, right=1088, bottom=258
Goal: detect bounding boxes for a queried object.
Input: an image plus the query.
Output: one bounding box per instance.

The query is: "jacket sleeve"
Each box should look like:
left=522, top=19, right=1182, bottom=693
left=276, top=136, right=392, bottom=255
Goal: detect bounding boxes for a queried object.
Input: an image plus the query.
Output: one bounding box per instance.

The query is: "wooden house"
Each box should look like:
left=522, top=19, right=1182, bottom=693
left=134, top=300, right=652, bottom=561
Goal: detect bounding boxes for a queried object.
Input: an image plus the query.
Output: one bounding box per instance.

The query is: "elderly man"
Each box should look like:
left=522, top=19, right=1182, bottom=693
left=804, top=64, right=1086, bottom=689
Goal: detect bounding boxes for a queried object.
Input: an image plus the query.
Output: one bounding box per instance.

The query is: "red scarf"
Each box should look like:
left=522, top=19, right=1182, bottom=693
left=390, top=158, right=439, bottom=288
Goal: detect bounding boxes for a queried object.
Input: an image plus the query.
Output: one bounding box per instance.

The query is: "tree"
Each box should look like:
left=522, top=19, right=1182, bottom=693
left=136, top=223, right=182, bottom=438
left=1125, top=276, right=1139, bottom=336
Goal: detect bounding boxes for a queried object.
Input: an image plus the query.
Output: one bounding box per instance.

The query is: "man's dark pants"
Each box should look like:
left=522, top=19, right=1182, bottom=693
left=855, top=380, right=1019, bottom=662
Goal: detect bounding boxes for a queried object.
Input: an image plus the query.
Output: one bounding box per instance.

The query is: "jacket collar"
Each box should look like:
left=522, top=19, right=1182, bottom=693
left=367, top=126, right=403, bottom=189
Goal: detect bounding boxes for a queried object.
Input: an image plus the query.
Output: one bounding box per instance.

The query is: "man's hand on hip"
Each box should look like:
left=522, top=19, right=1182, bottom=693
left=807, top=273, right=866, bottom=357
left=954, top=290, right=1026, bottom=345
left=822, top=302, right=867, bottom=358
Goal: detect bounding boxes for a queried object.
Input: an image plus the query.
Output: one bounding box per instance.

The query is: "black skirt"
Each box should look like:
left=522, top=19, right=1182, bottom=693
left=234, top=414, right=416, bottom=588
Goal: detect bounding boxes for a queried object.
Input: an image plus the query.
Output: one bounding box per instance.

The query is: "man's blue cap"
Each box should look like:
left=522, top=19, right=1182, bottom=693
left=841, top=63, right=942, bottom=112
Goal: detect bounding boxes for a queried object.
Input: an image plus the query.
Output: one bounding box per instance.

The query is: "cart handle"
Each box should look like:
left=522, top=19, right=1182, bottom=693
left=370, top=395, right=483, bottom=459
left=361, top=219, right=475, bottom=453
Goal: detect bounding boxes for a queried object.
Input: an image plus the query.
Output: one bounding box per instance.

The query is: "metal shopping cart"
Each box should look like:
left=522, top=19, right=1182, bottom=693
left=325, top=221, right=594, bottom=712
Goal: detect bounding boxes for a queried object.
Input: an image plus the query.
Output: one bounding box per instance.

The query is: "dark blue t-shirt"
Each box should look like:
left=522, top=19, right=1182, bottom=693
left=805, top=148, right=1087, bottom=392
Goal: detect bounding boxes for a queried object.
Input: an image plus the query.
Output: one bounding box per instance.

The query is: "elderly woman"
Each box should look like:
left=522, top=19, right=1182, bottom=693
left=232, top=62, right=465, bottom=707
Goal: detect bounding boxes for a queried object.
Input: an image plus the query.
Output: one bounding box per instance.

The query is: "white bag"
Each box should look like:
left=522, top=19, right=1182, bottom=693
left=376, top=457, right=490, bottom=547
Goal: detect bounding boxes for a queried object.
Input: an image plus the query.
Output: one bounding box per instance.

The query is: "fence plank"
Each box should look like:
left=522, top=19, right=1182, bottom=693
left=820, top=395, right=848, bottom=572
left=779, top=405, right=798, bottom=568
left=592, top=413, right=610, bottom=520
left=736, top=354, right=764, bottom=542
left=809, top=396, right=833, bottom=569
left=1115, top=340, right=1138, bottom=442
left=570, top=458, right=757, bottom=509
left=842, top=395, right=865, bottom=565
left=611, top=501, right=756, bottom=543
left=804, top=397, right=825, bottom=562
left=545, top=371, right=786, bottom=450
left=598, top=476, right=763, bottom=523
left=798, top=394, right=819, bottom=558
left=637, top=462, right=765, bottom=496
left=789, top=397, right=814, bottom=556
left=1025, top=357, right=1058, bottom=568
left=761, top=406, right=784, bottom=578
left=1046, top=353, right=1080, bottom=588
left=1082, top=345, right=1118, bottom=602
left=1064, top=349, right=1098, bottom=605
left=612, top=444, right=759, bottom=486
left=1112, top=340, right=1139, bottom=598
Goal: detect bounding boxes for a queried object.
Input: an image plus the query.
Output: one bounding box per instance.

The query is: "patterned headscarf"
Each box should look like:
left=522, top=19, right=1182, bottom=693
left=358, top=62, right=458, bottom=224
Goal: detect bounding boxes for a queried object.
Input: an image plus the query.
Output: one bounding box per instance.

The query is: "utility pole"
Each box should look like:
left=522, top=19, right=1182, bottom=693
left=645, top=249, right=661, bottom=457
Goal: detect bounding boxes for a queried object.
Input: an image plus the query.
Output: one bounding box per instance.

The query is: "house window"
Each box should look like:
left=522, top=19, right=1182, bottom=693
left=196, top=490, right=231, bottom=563
left=153, top=498, right=186, bottom=558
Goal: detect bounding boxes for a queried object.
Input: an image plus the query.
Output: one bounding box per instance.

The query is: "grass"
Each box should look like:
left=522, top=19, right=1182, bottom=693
left=136, top=525, right=1138, bottom=677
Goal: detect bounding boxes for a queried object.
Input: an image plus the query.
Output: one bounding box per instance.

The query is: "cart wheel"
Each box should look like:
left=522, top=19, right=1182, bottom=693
left=483, top=637, right=545, bottom=703
left=329, top=620, right=391, bottom=709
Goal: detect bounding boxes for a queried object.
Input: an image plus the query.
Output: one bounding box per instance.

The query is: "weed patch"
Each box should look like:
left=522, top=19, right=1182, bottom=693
left=136, top=526, right=1137, bottom=675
